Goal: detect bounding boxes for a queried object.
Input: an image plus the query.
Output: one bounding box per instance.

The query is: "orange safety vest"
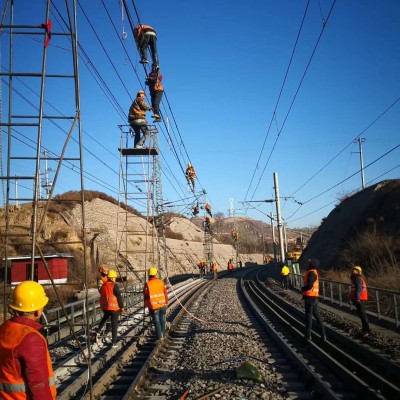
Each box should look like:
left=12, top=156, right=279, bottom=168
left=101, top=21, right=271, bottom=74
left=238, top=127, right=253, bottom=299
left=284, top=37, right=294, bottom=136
left=144, top=278, right=167, bottom=310
left=303, top=269, right=319, bottom=297
left=350, top=275, right=368, bottom=301
left=0, top=321, right=56, bottom=400
left=228, top=263, right=234, bottom=270
left=212, top=263, right=218, bottom=271
left=100, top=281, right=119, bottom=311
left=135, top=25, right=156, bottom=40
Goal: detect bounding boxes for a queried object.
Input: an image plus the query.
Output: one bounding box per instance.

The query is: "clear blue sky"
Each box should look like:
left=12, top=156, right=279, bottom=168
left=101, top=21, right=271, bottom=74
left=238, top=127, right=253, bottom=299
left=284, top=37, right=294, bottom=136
left=1, top=0, right=399, bottom=228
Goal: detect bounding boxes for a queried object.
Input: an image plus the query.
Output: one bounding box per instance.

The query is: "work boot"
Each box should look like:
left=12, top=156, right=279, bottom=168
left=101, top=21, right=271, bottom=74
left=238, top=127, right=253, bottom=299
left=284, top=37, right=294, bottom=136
left=139, top=58, right=149, bottom=64
left=153, top=118, right=162, bottom=123
left=135, top=144, right=143, bottom=149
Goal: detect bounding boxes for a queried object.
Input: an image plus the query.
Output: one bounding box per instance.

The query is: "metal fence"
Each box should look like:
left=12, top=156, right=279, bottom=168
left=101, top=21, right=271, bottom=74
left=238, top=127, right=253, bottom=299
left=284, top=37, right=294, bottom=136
left=291, top=273, right=400, bottom=328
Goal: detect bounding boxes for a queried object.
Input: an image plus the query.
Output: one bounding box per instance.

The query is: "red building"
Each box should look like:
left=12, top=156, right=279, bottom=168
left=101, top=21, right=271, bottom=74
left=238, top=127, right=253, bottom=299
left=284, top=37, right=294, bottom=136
left=0, top=254, right=73, bottom=285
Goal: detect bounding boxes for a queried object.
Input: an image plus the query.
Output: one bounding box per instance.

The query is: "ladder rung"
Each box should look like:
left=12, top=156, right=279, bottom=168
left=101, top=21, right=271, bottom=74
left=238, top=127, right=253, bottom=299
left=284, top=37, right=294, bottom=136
left=11, top=157, right=80, bottom=161
left=11, top=115, right=76, bottom=120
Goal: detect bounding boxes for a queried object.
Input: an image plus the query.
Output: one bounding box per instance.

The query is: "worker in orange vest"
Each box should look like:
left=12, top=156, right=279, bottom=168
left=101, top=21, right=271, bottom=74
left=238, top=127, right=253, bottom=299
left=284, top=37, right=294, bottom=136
left=301, top=258, right=326, bottom=342
left=133, top=24, right=158, bottom=65
left=144, top=267, right=169, bottom=339
left=96, top=269, right=124, bottom=348
left=0, top=281, right=56, bottom=399
left=350, top=265, right=370, bottom=336
left=97, top=263, right=108, bottom=290
left=211, top=261, right=218, bottom=278
left=227, top=259, right=234, bottom=275
left=205, top=202, right=212, bottom=217
left=185, top=163, right=196, bottom=192
left=128, top=90, right=152, bottom=149
left=145, top=64, right=163, bottom=123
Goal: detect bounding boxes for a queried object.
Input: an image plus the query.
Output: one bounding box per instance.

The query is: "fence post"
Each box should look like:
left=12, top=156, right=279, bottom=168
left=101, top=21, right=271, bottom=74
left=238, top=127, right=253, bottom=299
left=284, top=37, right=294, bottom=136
left=329, top=282, right=333, bottom=304
left=376, top=290, right=381, bottom=320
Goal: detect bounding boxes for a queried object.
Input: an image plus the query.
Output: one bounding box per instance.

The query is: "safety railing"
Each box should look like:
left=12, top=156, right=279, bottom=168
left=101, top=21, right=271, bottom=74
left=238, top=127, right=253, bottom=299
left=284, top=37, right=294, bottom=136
left=290, top=273, right=400, bottom=328
left=45, top=284, right=144, bottom=344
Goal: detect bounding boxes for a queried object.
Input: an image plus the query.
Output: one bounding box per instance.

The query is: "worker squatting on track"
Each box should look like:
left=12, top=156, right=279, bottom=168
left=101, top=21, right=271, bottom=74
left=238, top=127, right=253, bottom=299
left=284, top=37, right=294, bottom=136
left=128, top=90, right=152, bottom=149
left=350, top=265, right=370, bottom=336
left=301, top=258, right=327, bottom=342
left=94, top=269, right=125, bottom=348
left=0, top=281, right=57, bottom=399
left=144, top=267, right=169, bottom=340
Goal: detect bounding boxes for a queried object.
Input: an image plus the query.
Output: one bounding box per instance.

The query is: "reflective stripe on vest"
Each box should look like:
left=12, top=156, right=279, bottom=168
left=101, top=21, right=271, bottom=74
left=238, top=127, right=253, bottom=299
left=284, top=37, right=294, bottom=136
left=100, top=282, right=119, bottom=310
left=145, top=279, right=166, bottom=310
left=303, top=269, right=319, bottom=297
left=350, top=275, right=368, bottom=301
left=0, top=320, right=56, bottom=399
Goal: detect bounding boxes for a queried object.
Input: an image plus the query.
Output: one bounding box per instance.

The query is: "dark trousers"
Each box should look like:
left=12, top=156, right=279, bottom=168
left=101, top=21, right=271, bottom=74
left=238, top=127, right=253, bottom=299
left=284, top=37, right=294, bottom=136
left=139, top=34, right=158, bottom=65
left=150, top=90, right=163, bottom=117
left=98, top=309, right=120, bottom=345
left=130, top=120, right=149, bottom=147
left=282, top=275, right=289, bottom=289
left=304, top=297, right=326, bottom=339
left=150, top=305, right=167, bottom=339
left=354, top=301, right=370, bottom=332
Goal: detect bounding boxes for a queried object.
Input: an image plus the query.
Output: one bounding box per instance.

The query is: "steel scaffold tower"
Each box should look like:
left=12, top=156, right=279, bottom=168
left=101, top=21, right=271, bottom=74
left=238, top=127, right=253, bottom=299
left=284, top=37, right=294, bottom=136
left=116, top=125, right=168, bottom=283
left=0, top=2, right=93, bottom=390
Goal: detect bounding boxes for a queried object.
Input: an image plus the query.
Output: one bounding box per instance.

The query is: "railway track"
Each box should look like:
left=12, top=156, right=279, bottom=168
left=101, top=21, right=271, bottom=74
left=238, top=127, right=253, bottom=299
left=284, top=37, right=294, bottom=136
left=241, top=267, right=400, bottom=399
left=53, top=277, right=207, bottom=399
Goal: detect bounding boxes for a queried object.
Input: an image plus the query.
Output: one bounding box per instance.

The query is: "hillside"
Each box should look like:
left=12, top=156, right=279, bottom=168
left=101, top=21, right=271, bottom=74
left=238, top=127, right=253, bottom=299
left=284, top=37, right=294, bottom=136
left=1, top=195, right=264, bottom=286
left=300, top=179, right=400, bottom=273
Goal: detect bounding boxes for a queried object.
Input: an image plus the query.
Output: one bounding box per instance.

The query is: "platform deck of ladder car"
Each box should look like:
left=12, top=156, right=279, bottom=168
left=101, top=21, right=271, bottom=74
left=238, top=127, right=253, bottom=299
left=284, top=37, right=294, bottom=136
left=119, top=147, right=159, bottom=156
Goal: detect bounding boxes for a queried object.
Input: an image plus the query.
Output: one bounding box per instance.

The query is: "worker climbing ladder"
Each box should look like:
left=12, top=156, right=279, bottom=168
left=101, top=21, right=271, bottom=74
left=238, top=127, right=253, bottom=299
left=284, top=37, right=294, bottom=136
left=117, top=124, right=168, bottom=285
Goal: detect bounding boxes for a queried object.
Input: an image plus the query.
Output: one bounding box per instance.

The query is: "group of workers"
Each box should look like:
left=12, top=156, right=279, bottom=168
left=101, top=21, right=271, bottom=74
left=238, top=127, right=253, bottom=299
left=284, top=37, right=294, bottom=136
left=128, top=24, right=164, bottom=149
left=197, top=259, right=218, bottom=277
left=280, top=259, right=370, bottom=341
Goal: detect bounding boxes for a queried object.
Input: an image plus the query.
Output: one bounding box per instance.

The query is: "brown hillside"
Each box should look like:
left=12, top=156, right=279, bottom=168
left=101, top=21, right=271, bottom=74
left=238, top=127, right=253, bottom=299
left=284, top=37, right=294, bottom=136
left=300, top=179, right=400, bottom=272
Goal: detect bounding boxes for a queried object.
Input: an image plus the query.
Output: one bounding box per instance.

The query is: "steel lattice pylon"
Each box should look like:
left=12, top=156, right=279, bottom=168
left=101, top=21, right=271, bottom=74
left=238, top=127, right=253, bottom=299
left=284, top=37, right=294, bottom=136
left=117, top=125, right=168, bottom=282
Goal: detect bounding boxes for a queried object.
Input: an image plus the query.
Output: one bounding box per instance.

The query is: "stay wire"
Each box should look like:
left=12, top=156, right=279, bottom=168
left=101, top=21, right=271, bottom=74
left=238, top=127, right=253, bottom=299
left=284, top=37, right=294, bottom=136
left=249, top=0, right=337, bottom=201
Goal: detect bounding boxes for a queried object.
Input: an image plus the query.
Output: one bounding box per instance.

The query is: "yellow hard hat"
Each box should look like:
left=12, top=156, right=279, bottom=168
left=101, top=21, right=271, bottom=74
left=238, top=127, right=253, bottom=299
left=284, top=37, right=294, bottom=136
left=9, top=281, right=49, bottom=312
left=148, top=267, right=158, bottom=276
left=353, top=266, right=362, bottom=273
left=107, top=269, right=118, bottom=278
left=137, top=90, right=145, bottom=96
left=188, top=163, right=192, bottom=167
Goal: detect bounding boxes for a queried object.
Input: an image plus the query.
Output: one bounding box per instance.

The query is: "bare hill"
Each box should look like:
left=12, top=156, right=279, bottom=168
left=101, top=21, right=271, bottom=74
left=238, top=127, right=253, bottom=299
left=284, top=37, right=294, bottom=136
left=300, top=180, right=400, bottom=271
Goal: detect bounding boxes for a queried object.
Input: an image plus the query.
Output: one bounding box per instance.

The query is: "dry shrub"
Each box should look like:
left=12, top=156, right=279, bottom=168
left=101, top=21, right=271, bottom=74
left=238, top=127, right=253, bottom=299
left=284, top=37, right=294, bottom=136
left=165, top=228, right=184, bottom=241
left=339, top=231, right=400, bottom=290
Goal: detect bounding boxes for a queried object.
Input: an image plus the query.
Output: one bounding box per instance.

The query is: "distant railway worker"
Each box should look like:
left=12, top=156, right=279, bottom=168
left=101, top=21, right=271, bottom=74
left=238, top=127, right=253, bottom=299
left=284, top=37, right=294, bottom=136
left=281, top=264, right=290, bottom=289
left=133, top=24, right=158, bottom=65
left=186, top=163, right=196, bottom=192
left=350, top=266, right=370, bottom=336
left=97, top=263, right=108, bottom=290
left=212, top=261, right=218, bottom=278
left=198, top=259, right=206, bottom=278
left=192, top=203, right=199, bottom=217
left=228, top=259, right=234, bottom=275
left=96, top=269, right=124, bottom=348
left=301, top=258, right=326, bottom=342
left=205, top=202, right=213, bottom=217
left=145, top=64, right=163, bottom=122
left=128, top=90, right=152, bottom=149
left=0, top=281, right=56, bottom=399
left=144, top=267, right=168, bottom=340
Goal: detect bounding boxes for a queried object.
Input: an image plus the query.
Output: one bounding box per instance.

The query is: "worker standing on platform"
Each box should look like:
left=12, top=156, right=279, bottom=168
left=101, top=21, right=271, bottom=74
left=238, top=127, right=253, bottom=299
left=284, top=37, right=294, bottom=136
left=301, top=258, right=326, bottom=342
left=0, top=281, right=56, bottom=399
left=185, top=163, right=196, bottom=192
left=144, top=267, right=168, bottom=340
left=128, top=90, right=152, bottom=149
left=281, top=264, right=290, bottom=289
left=145, top=64, right=163, bottom=123
left=97, top=264, right=108, bottom=290
left=96, top=269, right=124, bottom=348
left=205, top=202, right=212, bottom=217
left=133, top=24, right=158, bottom=65
left=350, top=266, right=370, bottom=336
left=204, top=216, right=212, bottom=233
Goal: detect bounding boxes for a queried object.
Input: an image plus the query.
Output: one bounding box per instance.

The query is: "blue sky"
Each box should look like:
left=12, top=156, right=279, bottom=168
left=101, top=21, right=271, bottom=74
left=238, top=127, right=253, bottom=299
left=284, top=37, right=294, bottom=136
left=1, top=0, right=399, bottom=228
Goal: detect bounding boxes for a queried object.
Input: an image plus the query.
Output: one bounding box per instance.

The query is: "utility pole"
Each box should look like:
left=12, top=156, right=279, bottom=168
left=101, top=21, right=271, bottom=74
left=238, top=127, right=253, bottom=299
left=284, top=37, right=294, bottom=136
left=358, top=137, right=366, bottom=189
left=274, top=172, right=285, bottom=263
left=270, top=212, right=276, bottom=260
